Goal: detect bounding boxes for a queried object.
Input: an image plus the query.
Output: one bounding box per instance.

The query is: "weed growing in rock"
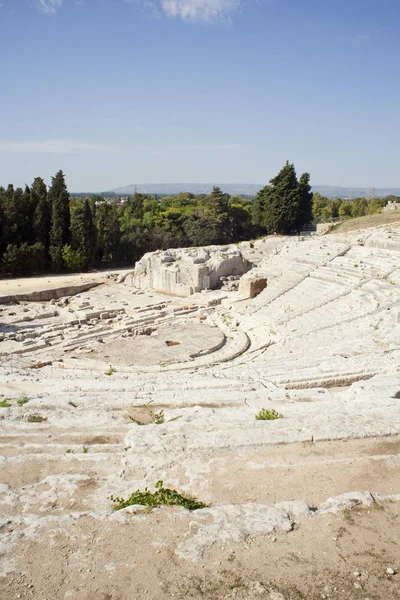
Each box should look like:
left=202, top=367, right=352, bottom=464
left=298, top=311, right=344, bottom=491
left=227, top=577, right=245, bottom=590
left=255, top=408, right=283, bottom=421
left=0, top=399, right=11, bottom=408
left=17, top=395, right=29, bottom=406
left=146, top=405, right=165, bottom=424
left=27, top=414, right=47, bottom=423
left=342, top=508, right=355, bottom=524
left=82, top=446, right=88, bottom=453
left=66, top=448, right=74, bottom=454
left=128, top=415, right=145, bottom=425
left=105, top=365, right=117, bottom=376
left=110, top=480, right=207, bottom=511
left=128, top=409, right=181, bottom=426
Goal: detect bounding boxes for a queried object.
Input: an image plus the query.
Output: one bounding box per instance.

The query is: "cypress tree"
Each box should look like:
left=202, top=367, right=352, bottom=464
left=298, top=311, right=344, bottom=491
left=32, top=177, right=51, bottom=251
left=49, top=170, right=70, bottom=270
left=22, top=184, right=36, bottom=244
left=296, top=172, right=313, bottom=231
left=0, top=187, right=5, bottom=254
left=70, top=199, right=96, bottom=268
left=6, top=186, right=25, bottom=245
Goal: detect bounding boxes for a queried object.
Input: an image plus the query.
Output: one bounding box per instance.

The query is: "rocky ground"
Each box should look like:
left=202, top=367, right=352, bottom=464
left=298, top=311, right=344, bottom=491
left=0, top=218, right=399, bottom=599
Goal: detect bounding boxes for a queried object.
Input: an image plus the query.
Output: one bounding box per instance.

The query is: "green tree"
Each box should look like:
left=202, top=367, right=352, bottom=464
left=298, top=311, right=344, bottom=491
left=367, top=198, right=385, bottom=214
left=49, top=170, right=70, bottom=271
left=95, top=201, right=121, bottom=262
left=70, top=199, right=96, bottom=269
left=338, top=202, right=353, bottom=218
left=228, top=197, right=254, bottom=241
left=296, top=173, right=314, bottom=231
left=253, top=161, right=300, bottom=234
left=187, top=186, right=233, bottom=246
left=0, top=185, right=28, bottom=247
left=32, top=178, right=51, bottom=251
left=351, top=197, right=368, bottom=218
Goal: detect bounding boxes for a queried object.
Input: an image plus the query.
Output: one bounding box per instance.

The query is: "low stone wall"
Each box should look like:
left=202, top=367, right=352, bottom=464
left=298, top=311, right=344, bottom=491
left=0, top=282, right=102, bottom=304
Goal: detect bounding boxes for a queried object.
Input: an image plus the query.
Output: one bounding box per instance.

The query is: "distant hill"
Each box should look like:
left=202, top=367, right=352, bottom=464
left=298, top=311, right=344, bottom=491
left=109, top=183, right=400, bottom=199
left=110, top=183, right=261, bottom=196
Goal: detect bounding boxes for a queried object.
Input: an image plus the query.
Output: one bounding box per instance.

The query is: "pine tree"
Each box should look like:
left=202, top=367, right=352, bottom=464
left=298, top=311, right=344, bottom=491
left=49, top=170, right=70, bottom=271
left=204, top=186, right=232, bottom=244
left=253, top=161, right=313, bottom=234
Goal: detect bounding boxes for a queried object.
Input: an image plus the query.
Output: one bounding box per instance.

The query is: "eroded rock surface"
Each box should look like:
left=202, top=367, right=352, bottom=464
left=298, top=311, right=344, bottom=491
left=0, top=222, right=400, bottom=599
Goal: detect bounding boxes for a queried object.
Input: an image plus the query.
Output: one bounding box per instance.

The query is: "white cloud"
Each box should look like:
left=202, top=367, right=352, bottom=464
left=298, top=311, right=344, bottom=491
left=36, top=0, right=240, bottom=22
left=37, top=0, right=63, bottom=14
left=0, top=139, right=240, bottom=154
left=160, top=0, right=240, bottom=22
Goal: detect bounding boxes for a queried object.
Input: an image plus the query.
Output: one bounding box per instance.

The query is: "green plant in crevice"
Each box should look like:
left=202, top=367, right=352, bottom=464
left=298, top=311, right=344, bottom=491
left=110, top=480, right=207, bottom=511
left=145, top=405, right=165, bottom=424
left=17, top=395, right=30, bottom=406
left=105, top=365, right=117, bottom=376
left=27, top=414, right=47, bottom=423
left=0, top=399, right=11, bottom=408
left=128, top=409, right=182, bottom=426
left=255, top=408, right=283, bottom=421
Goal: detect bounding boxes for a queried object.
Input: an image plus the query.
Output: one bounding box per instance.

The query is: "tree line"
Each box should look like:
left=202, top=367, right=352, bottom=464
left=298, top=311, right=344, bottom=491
left=0, top=162, right=394, bottom=276
left=312, top=193, right=393, bottom=221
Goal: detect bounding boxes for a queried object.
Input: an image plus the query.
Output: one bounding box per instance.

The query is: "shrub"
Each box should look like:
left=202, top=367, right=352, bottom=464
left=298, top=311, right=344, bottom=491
left=255, top=408, right=283, bottom=421
left=17, top=395, right=29, bottom=406
left=61, top=245, right=85, bottom=271
left=110, top=480, right=207, bottom=511
left=0, top=399, right=11, bottom=408
left=27, top=414, right=47, bottom=423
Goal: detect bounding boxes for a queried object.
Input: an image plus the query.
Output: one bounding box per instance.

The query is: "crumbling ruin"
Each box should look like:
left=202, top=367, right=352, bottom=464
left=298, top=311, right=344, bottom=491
left=132, top=245, right=252, bottom=296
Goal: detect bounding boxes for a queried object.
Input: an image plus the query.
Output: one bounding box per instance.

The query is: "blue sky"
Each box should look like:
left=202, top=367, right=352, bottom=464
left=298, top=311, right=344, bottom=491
left=1, top=0, right=400, bottom=191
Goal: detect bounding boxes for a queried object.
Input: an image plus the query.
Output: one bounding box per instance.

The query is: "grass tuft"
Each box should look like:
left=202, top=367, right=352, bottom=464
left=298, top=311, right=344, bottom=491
left=17, top=395, right=30, bottom=406
left=110, top=480, right=207, bottom=512
left=255, top=408, right=283, bottom=421
left=105, top=365, right=117, bottom=376
left=27, top=414, right=47, bottom=423
left=0, top=399, right=11, bottom=408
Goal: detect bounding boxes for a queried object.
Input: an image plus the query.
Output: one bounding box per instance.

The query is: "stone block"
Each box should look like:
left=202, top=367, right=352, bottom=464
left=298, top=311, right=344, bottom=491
left=239, top=275, right=268, bottom=298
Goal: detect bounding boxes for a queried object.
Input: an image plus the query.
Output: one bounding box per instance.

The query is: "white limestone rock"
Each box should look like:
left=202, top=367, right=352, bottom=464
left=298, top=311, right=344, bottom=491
left=132, top=245, right=252, bottom=297
left=176, top=503, right=293, bottom=562
left=319, top=491, right=374, bottom=513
